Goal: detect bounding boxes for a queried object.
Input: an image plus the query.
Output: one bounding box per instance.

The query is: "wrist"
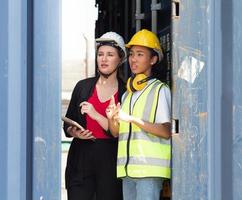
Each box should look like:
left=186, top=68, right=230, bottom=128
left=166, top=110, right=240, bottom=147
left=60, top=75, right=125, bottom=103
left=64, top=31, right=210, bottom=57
left=131, top=116, right=142, bottom=125
left=94, top=113, right=101, bottom=121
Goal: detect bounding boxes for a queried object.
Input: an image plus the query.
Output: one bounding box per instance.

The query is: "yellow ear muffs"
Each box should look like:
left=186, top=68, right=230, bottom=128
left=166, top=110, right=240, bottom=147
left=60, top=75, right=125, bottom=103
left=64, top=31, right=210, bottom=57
left=127, top=74, right=150, bottom=93
left=132, top=74, right=148, bottom=91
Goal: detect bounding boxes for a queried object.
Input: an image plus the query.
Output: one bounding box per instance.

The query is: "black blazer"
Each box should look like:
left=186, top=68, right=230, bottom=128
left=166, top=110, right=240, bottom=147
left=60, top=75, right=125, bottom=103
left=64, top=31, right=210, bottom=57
left=63, top=76, right=126, bottom=137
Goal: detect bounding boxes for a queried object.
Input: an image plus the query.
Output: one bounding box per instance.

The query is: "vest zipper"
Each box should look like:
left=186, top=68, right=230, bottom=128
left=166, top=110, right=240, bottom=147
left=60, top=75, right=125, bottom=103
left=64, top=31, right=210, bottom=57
left=124, top=93, right=133, bottom=176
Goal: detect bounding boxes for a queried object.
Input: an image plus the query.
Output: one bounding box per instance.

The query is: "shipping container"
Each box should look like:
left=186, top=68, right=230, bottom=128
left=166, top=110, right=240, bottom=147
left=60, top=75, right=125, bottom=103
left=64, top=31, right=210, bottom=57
left=0, top=0, right=241, bottom=199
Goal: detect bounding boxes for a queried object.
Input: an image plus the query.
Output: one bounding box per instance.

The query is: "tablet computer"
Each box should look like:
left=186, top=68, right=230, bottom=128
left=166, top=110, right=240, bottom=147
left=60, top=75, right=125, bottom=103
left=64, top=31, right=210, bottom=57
left=61, top=116, right=85, bottom=131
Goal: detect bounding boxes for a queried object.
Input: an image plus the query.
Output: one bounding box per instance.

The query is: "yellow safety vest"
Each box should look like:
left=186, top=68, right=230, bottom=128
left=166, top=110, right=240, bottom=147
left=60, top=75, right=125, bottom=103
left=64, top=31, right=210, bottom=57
left=117, top=79, right=171, bottom=178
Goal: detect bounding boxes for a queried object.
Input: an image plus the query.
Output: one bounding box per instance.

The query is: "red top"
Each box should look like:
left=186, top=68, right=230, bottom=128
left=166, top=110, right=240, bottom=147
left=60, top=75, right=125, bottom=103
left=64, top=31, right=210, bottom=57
left=86, top=86, right=118, bottom=139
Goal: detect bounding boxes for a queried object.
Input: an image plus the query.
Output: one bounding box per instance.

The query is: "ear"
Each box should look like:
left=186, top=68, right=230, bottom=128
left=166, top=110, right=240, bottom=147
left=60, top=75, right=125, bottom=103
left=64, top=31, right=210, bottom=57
left=151, top=55, right=158, bottom=65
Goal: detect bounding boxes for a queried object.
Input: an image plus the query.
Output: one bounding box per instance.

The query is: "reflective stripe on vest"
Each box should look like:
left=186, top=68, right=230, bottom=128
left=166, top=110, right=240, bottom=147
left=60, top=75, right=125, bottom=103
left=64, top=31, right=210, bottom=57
left=117, top=79, right=171, bottom=178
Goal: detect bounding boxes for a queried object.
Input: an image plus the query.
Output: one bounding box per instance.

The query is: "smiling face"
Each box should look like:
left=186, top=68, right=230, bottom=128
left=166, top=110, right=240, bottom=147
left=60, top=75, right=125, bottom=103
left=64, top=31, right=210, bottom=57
left=128, top=45, right=158, bottom=76
left=96, top=45, right=122, bottom=76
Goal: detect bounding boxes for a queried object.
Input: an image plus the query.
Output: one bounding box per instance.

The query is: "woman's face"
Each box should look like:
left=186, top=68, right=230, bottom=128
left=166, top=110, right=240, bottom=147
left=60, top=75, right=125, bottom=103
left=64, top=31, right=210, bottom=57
left=97, top=45, right=121, bottom=76
left=128, top=45, right=157, bottom=76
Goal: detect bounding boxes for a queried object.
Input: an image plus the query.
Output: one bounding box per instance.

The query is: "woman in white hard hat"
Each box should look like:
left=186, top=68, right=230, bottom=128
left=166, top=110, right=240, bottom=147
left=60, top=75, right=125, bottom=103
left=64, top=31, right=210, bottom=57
left=106, top=29, right=171, bottom=200
left=63, top=32, right=126, bottom=200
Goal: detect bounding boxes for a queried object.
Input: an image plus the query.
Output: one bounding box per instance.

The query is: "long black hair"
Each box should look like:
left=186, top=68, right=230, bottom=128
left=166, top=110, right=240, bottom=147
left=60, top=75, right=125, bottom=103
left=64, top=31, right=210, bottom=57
left=149, top=48, right=168, bottom=83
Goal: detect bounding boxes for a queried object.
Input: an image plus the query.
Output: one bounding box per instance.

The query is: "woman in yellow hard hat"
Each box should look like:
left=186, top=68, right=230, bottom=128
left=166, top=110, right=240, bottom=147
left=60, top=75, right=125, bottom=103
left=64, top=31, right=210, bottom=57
left=106, top=29, right=171, bottom=200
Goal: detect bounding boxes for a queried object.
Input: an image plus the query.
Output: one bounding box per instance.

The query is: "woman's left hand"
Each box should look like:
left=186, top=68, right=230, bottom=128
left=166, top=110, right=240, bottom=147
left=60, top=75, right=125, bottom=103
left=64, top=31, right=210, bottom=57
left=79, top=101, right=98, bottom=120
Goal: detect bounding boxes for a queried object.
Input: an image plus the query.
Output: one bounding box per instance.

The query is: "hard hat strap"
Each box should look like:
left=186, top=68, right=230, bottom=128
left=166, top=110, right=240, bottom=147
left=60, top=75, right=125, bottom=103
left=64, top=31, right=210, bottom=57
left=98, top=63, right=121, bottom=79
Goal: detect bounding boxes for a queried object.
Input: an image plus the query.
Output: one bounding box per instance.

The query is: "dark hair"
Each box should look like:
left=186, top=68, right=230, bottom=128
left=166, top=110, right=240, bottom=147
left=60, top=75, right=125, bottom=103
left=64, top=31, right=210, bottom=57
left=148, top=48, right=167, bottom=82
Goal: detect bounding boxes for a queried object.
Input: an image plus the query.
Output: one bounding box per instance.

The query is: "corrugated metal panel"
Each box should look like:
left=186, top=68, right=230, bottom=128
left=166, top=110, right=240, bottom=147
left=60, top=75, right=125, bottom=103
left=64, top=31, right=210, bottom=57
left=0, top=1, right=9, bottom=200
left=233, top=1, right=242, bottom=199
left=172, top=0, right=210, bottom=199
left=0, top=0, right=28, bottom=199
left=0, top=0, right=61, bottom=199
left=32, top=0, right=61, bottom=199
left=172, top=1, right=242, bottom=199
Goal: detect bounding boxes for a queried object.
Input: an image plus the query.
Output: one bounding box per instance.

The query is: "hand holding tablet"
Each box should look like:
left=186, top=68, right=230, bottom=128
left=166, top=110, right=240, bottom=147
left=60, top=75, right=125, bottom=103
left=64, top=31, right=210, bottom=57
left=61, top=116, right=85, bottom=131
left=62, top=116, right=96, bottom=140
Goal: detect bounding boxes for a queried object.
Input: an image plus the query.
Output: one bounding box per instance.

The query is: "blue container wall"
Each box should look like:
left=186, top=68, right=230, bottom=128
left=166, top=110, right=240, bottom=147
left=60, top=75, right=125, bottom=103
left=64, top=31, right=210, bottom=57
left=0, top=0, right=61, bottom=199
left=0, top=1, right=9, bottom=199
left=0, top=0, right=29, bottom=199
left=172, top=0, right=242, bottom=199
left=32, top=0, right=61, bottom=199
left=172, top=0, right=210, bottom=199
left=232, top=1, right=242, bottom=199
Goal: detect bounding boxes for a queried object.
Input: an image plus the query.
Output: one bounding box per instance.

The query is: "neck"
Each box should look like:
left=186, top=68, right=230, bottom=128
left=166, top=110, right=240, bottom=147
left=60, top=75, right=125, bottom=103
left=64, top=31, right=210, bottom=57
left=98, top=73, right=117, bottom=85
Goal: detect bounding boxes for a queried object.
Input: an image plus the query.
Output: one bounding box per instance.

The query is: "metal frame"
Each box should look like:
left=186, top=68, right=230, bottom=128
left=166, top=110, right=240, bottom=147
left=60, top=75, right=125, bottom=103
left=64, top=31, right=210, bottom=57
left=221, top=1, right=233, bottom=199
left=208, top=0, right=222, bottom=199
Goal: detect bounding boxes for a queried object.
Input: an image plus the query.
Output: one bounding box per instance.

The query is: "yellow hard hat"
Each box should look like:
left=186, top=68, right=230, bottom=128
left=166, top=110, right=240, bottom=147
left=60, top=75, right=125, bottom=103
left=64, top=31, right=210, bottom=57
left=126, top=29, right=163, bottom=62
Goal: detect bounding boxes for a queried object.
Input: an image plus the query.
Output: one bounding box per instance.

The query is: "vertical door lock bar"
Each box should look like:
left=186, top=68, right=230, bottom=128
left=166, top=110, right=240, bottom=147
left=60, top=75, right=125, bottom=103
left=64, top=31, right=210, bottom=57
left=172, top=118, right=179, bottom=134
left=172, top=1, right=180, bottom=18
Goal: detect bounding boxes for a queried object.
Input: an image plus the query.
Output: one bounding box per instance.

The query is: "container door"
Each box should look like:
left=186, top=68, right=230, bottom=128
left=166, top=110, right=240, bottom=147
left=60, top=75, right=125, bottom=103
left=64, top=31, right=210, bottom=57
left=171, top=0, right=210, bottom=199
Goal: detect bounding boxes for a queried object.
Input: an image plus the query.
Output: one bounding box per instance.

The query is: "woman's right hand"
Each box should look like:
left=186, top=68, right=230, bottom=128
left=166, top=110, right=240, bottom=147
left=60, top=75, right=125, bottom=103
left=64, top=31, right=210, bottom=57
left=67, top=126, right=96, bottom=140
left=106, top=95, right=119, bottom=120
left=105, top=96, right=120, bottom=137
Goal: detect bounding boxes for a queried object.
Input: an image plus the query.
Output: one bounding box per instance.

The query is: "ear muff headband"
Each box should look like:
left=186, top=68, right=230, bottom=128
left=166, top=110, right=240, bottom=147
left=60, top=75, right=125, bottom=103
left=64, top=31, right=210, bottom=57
left=127, top=76, right=135, bottom=93
left=126, top=77, right=132, bottom=93
left=127, top=74, right=151, bottom=93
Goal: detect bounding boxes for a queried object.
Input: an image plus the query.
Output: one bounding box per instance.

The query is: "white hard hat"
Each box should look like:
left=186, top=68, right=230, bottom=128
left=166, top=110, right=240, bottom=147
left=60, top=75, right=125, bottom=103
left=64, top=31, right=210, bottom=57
left=96, top=32, right=127, bottom=62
